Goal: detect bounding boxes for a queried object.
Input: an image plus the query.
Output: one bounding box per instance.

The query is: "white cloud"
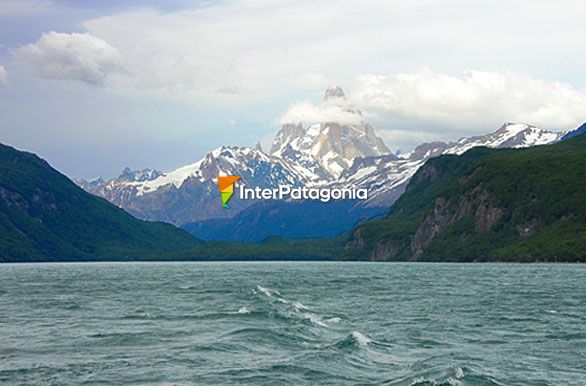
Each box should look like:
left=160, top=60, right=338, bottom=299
left=258, top=130, right=277, bottom=153
left=15, top=31, right=125, bottom=86
left=350, top=69, right=586, bottom=132
left=14, top=1, right=586, bottom=105
left=0, top=65, right=7, bottom=86
left=279, top=98, right=364, bottom=126
left=78, top=5, right=347, bottom=101
left=72, top=0, right=586, bottom=103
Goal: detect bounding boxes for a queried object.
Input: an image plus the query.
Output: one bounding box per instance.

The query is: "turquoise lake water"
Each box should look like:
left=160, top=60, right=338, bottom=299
left=0, top=262, right=585, bottom=385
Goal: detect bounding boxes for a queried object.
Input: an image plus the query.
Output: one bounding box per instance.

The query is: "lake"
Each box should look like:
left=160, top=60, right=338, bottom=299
left=1, top=262, right=585, bottom=385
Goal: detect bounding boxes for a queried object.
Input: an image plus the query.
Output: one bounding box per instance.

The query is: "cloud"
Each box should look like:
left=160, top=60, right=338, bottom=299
left=78, top=5, right=345, bottom=101
left=0, top=65, right=7, bottom=86
left=351, top=69, right=586, bottom=132
left=279, top=98, right=364, bottom=126
left=13, top=0, right=586, bottom=106
left=75, top=1, right=586, bottom=101
left=15, top=31, right=125, bottom=86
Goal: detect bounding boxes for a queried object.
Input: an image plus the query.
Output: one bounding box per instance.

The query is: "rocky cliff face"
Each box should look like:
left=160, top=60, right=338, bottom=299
left=410, top=188, right=503, bottom=258
left=346, top=159, right=505, bottom=262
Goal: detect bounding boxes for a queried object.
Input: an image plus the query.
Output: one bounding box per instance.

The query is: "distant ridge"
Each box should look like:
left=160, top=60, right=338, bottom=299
left=561, top=122, right=586, bottom=141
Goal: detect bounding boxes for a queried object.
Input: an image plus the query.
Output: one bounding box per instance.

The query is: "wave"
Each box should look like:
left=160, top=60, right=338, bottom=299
left=121, top=308, right=263, bottom=321
left=383, top=366, right=466, bottom=386
left=255, top=285, right=280, bottom=297
left=302, top=313, right=329, bottom=327
left=351, top=331, right=371, bottom=347
left=248, top=287, right=349, bottom=338
left=294, top=301, right=310, bottom=311
left=332, top=331, right=372, bottom=349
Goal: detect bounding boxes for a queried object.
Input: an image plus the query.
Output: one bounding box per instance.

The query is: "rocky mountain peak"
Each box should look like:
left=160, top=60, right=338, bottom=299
left=269, top=87, right=391, bottom=179
left=270, top=123, right=305, bottom=154
left=118, top=167, right=163, bottom=182
left=323, top=85, right=346, bottom=101
left=407, top=141, right=450, bottom=160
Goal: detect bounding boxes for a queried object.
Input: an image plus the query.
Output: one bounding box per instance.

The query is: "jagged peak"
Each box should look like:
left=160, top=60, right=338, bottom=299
left=210, top=145, right=268, bottom=160
left=489, top=122, right=555, bottom=140
left=323, top=85, right=346, bottom=101
left=117, top=167, right=163, bottom=182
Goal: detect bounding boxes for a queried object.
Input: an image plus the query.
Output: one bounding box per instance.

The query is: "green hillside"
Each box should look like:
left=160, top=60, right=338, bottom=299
left=343, top=134, right=586, bottom=262
left=0, top=143, right=201, bottom=262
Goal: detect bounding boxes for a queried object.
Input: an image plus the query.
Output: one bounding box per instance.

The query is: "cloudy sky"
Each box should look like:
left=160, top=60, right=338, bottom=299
left=1, top=0, right=585, bottom=178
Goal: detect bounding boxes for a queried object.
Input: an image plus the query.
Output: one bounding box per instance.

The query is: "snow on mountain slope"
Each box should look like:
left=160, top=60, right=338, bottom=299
left=331, top=122, right=564, bottom=209
left=80, top=120, right=563, bottom=226
left=122, top=146, right=305, bottom=196
left=442, top=123, right=564, bottom=155
left=180, top=120, right=567, bottom=241
left=318, top=155, right=424, bottom=209
left=80, top=146, right=307, bottom=225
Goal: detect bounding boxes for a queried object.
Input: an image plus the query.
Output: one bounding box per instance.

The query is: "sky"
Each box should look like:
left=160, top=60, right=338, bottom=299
left=1, top=0, right=585, bottom=179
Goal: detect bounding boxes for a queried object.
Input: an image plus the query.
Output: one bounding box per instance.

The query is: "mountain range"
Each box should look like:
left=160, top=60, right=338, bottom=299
left=78, top=86, right=568, bottom=242
left=1, top=111, right=585, bottom=262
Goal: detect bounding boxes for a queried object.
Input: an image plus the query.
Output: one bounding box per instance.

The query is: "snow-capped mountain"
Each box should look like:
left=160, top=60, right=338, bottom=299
left=332, top=122, right=566, bottom=208
left=178, top=122, right=566, bottom=241
left=78, top=86, right=569, bottom=235
left=80, top=146, right=307, bottom=225
left=441, top=123, right=563, bottom=155
left=270, top=86, right=390, bottom=179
